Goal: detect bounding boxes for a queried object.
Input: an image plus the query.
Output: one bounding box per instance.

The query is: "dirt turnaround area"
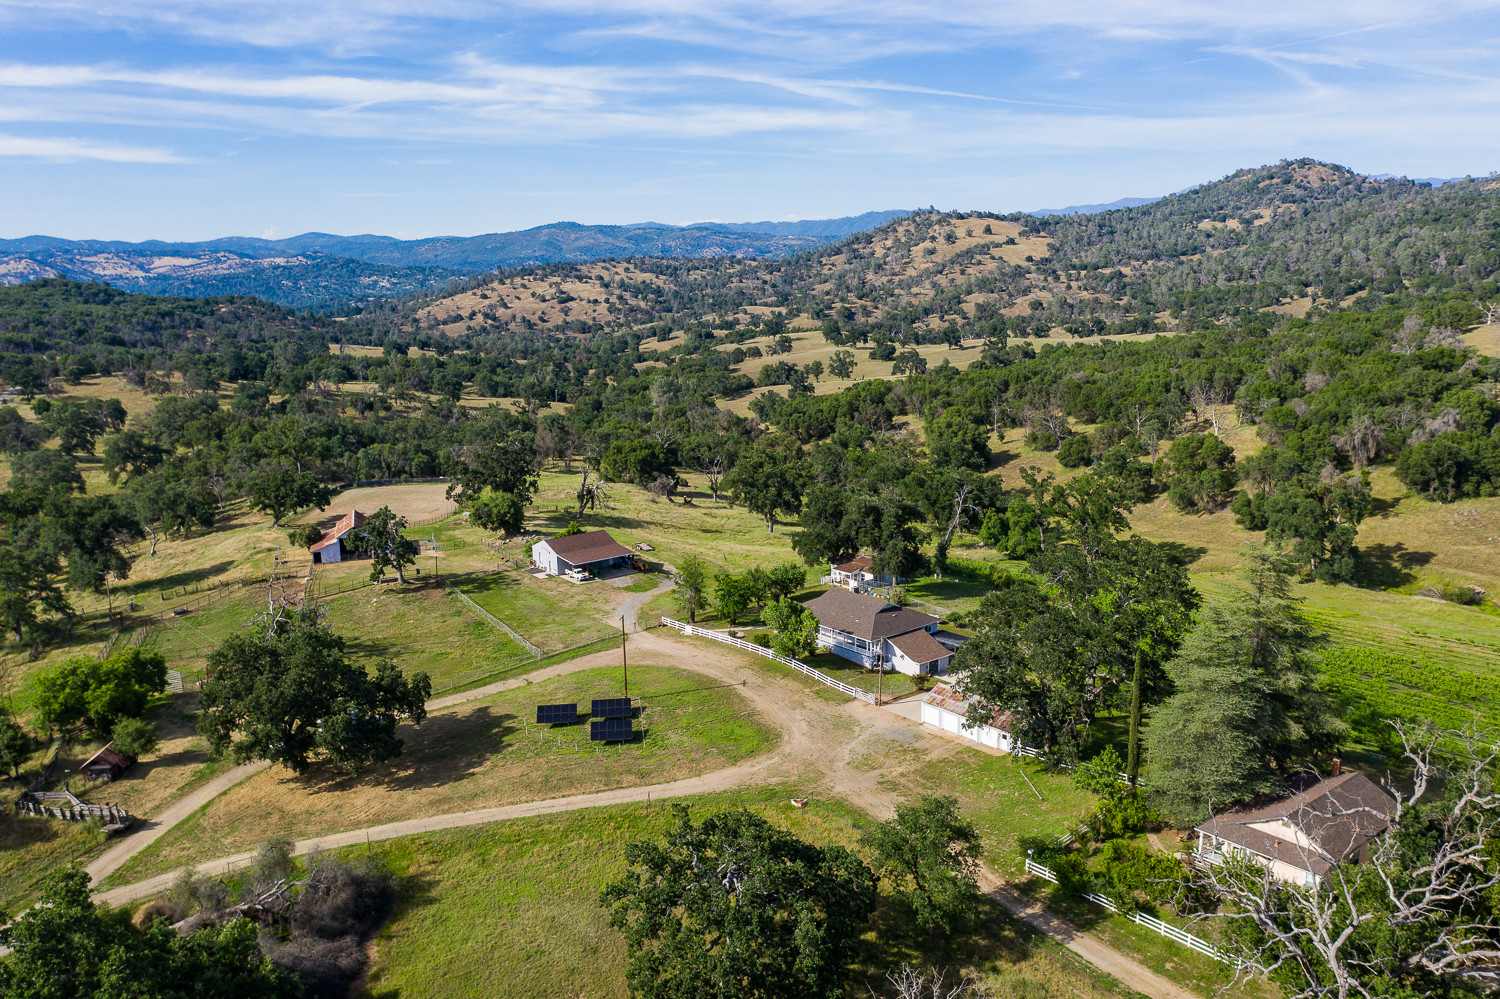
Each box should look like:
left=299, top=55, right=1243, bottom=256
left=94, top=628, right=1190, bottom=998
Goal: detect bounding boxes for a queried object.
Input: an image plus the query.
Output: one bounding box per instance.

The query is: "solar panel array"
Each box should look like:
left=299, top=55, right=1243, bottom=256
left=591, top=697, right=634, bottom=719
left=536, top=703, right=578, bottom=725
left=590, top=717, right=634, bottom=742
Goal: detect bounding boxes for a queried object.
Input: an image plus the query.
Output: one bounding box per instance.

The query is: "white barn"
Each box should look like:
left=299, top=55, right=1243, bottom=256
left=309, top=510, right=365, bottom=564
left=531, top=529, right=635, bottom=578
left=919, top=684, right=1014, bottom=752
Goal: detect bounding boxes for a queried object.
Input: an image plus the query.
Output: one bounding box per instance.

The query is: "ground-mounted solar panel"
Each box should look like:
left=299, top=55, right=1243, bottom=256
left=536, top=703, right=578, bottom=725
left=590, top=717, right=635, bottom=742
left=591, top=697, right=634, bottom=719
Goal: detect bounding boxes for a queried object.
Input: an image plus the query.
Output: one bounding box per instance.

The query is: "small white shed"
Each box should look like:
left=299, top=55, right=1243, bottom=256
left=919, top=684, right=1013, bottom=752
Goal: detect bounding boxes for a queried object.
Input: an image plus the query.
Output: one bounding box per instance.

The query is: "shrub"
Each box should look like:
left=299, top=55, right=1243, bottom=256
left=1057, top=433, right=1093, bottom=468
left=285, top=524, right=324, bottom=549
left=110, top=717, right=158, bottom=759
left=1096, top=840, right=1188, bottom=912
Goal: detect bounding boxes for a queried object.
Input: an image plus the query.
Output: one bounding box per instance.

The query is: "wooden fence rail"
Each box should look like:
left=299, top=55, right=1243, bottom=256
left=660, top=618, right=876, bottom=703
left=1023, top=858, right=1240, bottom=966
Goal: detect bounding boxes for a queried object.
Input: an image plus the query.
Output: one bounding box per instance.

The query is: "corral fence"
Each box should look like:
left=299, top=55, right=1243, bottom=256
left=660, top=617, right=876, bottom=704
left=1024, top=858, right=1240, bottom=966
left=443, top=581, right=544, bottom=658
left=17, top=790, right=134, bottom=833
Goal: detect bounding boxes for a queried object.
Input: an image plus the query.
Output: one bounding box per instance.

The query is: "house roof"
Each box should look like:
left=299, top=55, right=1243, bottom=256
left=832, top=555, right=873, bottom=573
left=804, top=587, right=937, bottom=641
left=309, top=510, right=365, bottom=552
left=923, top=684, right=1012, bottom=732
left=81, top=743, right=135, bottom=771
left=889, top=629, right=952, bottom=665
left=1196, top=772, right=1396, bottom=877
left=541, top=529, right=634, bottom=566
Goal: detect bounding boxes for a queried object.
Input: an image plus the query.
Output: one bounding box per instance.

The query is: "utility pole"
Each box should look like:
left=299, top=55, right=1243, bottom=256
left=620, top=615, right=628, bottom=696
left=877, top=662, right=883, bottom=706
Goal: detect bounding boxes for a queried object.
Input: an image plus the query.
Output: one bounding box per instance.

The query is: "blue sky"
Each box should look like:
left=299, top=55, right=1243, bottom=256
left=2, top=1, right=1499, bottom=240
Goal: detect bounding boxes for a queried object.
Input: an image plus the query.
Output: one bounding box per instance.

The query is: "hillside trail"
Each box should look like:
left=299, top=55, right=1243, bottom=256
left=91, top=628, right=1192, bottom=999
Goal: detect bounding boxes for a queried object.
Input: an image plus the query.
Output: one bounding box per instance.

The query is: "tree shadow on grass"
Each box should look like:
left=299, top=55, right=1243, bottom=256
left=293, top=706, right=517, bottom=795
left=125, top=560, right=236, bottom=596
left=855, top=893, right=1046, bottom=989
left=1357, top=542, right=1436, bottom=590
left=1151, top=541, right=1209, bottom=567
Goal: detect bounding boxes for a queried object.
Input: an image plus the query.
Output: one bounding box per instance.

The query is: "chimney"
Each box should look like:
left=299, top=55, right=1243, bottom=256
left=1331, top=757, right=1341, bottom=777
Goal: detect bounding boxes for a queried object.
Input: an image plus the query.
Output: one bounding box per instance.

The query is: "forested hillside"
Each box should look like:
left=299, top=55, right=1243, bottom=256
left=0, top=158, right=1496, bottom=744
left=397, top=159, right=1497, bottom=343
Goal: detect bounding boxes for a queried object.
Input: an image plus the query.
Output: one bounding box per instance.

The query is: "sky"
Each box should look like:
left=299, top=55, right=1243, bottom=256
left=2, top=1, right=1499, bottom=241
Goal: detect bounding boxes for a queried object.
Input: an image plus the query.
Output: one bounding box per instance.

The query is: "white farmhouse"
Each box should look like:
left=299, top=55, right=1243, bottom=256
left=803, top=587, right=958, bottom=676
left=1194, top=769, right=1396, bottom=886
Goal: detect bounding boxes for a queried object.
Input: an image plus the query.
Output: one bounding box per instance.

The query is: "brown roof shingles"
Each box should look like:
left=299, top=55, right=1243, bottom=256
left=804, top=587, right=938, bottom=641
left=544, top=530, right=634, bottom=566
left=889, top=629, right=952, bottom=665
left=1197, top=772, right=1396, bottom=877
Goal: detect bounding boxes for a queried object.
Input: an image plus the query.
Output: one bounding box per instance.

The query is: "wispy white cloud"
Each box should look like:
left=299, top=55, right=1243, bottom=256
left=0, top=132, right=186, bottom=161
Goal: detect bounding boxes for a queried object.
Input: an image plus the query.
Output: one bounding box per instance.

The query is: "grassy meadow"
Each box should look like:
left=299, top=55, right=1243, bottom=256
left=354, top=787, right=1140, bottom=999
left=101, top=663, right=775, bottom=886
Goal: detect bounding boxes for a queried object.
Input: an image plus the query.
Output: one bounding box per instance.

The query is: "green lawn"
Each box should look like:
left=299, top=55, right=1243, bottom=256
left=800, top=650, right=921, bottom=700
left=353, top=788, right=1140, bottom=999
left=323, top=581, right=533, bottom=691
left=450, top=569, right=618, bottom=653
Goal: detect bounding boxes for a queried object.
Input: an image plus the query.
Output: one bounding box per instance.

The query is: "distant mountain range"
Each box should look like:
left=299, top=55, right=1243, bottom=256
left=0, top=211, right=912, bottom=309
left=1027, top=196, right=1161, bottom=217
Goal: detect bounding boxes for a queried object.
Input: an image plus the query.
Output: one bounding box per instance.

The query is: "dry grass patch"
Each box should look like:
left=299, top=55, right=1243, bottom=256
left=1463, top=323, right=1500, bottom=356
left=297, top=482, right=456, bottom=527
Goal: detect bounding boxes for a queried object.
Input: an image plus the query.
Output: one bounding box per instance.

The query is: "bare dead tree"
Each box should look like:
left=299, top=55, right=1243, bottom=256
left=1024, top=404, right=1070, bottom=450
left=875, top=964, right=993, bottom=999
left=934, top=482, right=979, bottom=578
left=1189, top=722, right=1500, bottom=999
left=1189, top=384, right=1230, bottom=437
left=1392, top=315, right=1426, bottom=355
left=698, top=454, right=727, bottom=502
left=1479, top=300, right=1500, bottom=326
left=1330, top=414, right=1385, bottom=468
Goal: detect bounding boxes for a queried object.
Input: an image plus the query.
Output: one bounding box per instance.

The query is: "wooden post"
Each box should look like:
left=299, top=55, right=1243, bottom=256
left=877, top=664, right=883, bottom=706
left=620, top=616, right=629, bottom=696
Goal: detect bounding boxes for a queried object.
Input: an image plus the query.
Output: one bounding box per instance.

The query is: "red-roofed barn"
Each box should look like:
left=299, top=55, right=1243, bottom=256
left=309, top=510, right=365, bottom=564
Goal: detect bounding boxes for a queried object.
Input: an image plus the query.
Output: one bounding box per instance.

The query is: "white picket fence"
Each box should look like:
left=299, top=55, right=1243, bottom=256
left=1024, top=858, right=1241, bottom=966
left=660, top=618, right=876, bottom=703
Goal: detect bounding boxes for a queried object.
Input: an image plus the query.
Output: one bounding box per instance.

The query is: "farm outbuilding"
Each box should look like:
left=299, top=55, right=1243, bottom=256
left=919, top=684, right=1013, bottom=752
left=309, top=510, right=365, bottom=564
left=80, top=743, right=136, bottom=781
left=531, top=529, right=635, bottom=579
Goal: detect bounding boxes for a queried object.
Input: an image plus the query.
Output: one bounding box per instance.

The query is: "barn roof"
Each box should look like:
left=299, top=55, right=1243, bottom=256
left=309, top=510, right=365, bottom=552
left=81, top=743, right=135, bottom=771
left=542, top=529, right=634, bottom=566
left=923, top=684, right=1013, bottom=732
left=804, top=587, right=937, bottom=641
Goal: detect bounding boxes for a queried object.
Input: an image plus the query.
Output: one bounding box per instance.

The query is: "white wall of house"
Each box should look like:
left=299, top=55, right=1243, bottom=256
left=919, top=702, right=1012, bottom=751
left=532, top=540, right=559, bottom=575
left=884, top=639, right=951, bottom=676
left=320, top=540, right=343, bottom=563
